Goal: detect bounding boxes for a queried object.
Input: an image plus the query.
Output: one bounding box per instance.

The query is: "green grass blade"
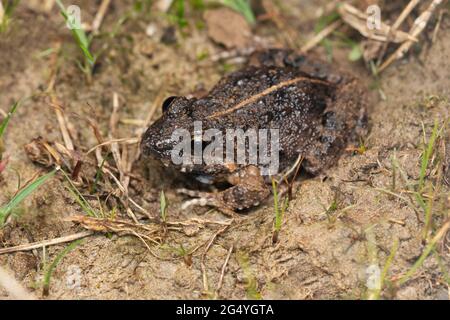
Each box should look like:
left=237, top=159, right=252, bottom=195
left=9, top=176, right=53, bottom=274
left=397, top=220, right=450, bottom=286
left=271, top=178, right=279, bottom=223
left=0, top=100, right=20, bottom=139
left=418, top=120, right=439, bottom=191
left=56, top=0, right=94, bottom=65
left=0, top=0, right=21, bottom=32
left=272, top=179, right=289, bottom=232
left=314, top=11, right=340, bottom=33
left=0, top=169, right=56, bottom=226
left=60, top=169, right=97, bottom=217
left=221, top=0, right=255, bottom=24
left=43, top=239, right=83, bottom=295
left=236, top=250, right=262, bottom=299
left=172, top=0, right=188, bottom=28
left=348, top=44, right=362, bottom=61
left=373, top=239, right=398, bottom=299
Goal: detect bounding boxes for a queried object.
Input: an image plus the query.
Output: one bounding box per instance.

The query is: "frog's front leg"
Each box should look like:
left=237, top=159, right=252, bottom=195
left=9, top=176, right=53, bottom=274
left=179, top=166, right=270, bottom=217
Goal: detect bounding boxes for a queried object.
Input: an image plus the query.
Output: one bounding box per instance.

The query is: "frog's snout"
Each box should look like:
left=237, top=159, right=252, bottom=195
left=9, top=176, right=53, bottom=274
left=141, top=131, right=174, bottom=158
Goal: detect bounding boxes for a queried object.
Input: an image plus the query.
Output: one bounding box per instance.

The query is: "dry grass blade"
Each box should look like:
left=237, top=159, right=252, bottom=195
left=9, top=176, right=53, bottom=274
left=46, top=43, right=76, bottom=152
left=432, top=9, right=445, bottom=43
left=201, top=225, right=231, bottom=295
left=392, top=0, right=421, bottom=30
left=86, top=138, right=139, bottom=155
left=379, top=0, right=444, bottom=72
left=375, top=0, right=421, bottom=65
left=91, top=0, right=111, bottom=33
left=45, top=42, right=61, bottom=93
left=0, top=231, right=93, bottom=255
left=68, top=215, right=176, bottom=258
left=155, top=0, right=174, bottom=13
left=68, top=215, right=163, bottom=245
left=115, top=95, right=161, bottom=190
left=338, top=3, right=417, bottom=43
left=109, top=92, right=122, bottom=173
left=44, top=0, right=56, bottom=12
left=215, top=245, right=234, bottom=298
left=301, top=20, right=342, bottom=53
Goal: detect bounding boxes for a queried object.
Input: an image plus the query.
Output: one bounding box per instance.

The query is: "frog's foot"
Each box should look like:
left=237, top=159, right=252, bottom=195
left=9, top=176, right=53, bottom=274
left=178, top=165, right=270, bottom=217
left=178, top=188, right=239, bottom=218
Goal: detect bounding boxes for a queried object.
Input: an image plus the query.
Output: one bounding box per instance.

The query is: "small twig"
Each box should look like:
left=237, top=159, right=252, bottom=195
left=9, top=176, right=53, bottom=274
left=167, top=218, right=233, bottom=227
left=0, top=231, right=93, bottom=255
left=301, top=20, right=343, bottom=53
left=86, top=137, right=139, bottom=155
left=119, top=118, right=146, bottom=126
left=44, top=0, right=56, bottom=12
left=140, top=91, right=166, bottom=135
left=388, top=218, right=406, bottom=226
left=128, top=197, right=153, bottom=220
left=126, top=85, right=167, bottom=184
left=49, top=102, right=75, bottom=151
left=0, top=267, right=36, bottom=300
left=392, top=0, right=421, bottom=30
left=376, top=0, right=421, bottom=66
left=338, top=3, right=417, bottom=43
left=379, top=0, right=444, bottom=72
left=201, top=225, right=231, bottom=294
left=109, top=92, right=123, bottom=175
left=91, top=0, right=111, bottom=34
left=432, top=9, right=446, bottom=43
left=277, top=154, right=303, bottom=184
left=45, top=42, right=61, bottom=92
left=46, top=43, right=75, bottom=152
left=107, top=92, right=138, bottom=221
left=215, top=245, right=233, bottom=297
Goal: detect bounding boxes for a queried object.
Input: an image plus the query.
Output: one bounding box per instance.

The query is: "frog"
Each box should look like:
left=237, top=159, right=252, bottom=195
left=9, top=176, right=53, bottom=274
left=141, top=49, right=368, bottom=216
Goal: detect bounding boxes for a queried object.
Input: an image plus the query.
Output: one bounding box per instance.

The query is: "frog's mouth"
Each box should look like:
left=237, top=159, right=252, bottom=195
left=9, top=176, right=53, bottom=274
left=159, top=158, right=193, bottom=172
left=158, top=159, right=168, bottom=167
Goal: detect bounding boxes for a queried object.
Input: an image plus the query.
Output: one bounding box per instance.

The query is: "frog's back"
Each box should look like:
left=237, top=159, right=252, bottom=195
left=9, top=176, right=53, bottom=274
left=194, top=66, right=334, bottom=129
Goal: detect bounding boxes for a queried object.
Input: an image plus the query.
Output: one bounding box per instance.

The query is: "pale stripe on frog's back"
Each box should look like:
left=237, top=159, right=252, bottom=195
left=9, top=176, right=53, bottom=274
left=206, top=74, right=331, bottom=120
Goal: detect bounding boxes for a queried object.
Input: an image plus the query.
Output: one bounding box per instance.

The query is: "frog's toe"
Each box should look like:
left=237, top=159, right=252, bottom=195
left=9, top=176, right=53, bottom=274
left=177, top=188, right=239, bottom=218
left=177, top=188, right=207, bottom=198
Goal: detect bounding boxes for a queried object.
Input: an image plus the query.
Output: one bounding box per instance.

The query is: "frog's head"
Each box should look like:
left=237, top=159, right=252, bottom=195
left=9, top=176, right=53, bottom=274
left=141, top=96, right=196, bottom=167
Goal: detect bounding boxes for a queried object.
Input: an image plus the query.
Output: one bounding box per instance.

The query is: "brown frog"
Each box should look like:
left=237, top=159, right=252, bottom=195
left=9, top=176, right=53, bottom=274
left=141, top=49, right=368, bottom=216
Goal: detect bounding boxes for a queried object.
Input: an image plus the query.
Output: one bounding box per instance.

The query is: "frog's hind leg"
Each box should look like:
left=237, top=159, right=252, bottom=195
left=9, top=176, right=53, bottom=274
left=249, top=48, right=349, bottom=85
left=178, top=189, right=239, bottom=218
left=302, top=79, right=368, bottom=175
left=178, top=166, right=270, bottom=217
left=248, top=48, right=296, bottom=68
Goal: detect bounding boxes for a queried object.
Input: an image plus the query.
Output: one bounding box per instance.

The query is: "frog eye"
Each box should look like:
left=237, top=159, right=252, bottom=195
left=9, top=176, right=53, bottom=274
left=162, top=96, right=178, bottom=113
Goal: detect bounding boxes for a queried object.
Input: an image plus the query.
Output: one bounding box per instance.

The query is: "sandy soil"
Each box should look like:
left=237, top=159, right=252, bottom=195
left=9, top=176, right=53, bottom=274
left=0, top=0, right=449, bottom=300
